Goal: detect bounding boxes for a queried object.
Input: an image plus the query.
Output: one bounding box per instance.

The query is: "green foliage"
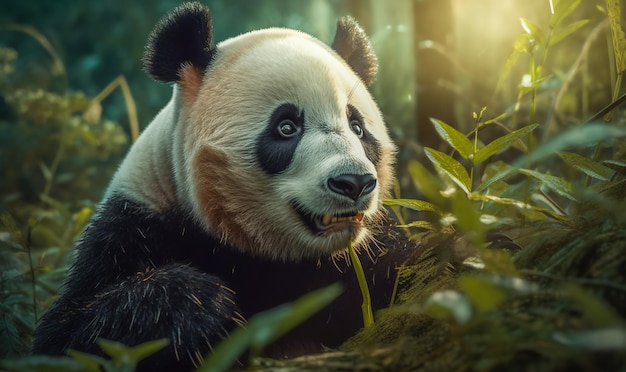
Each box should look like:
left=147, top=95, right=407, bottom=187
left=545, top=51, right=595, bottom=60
left=201, top=284, right=342, bottom=372
left=0, top=338, right=169, bottom=372
left=0, top=31, right=129, bottom=361
left=71, top=339, right=169, bottom=372
left=374, top=3, right=626, bottom=370
left=606, top=0, right=626, bottom=100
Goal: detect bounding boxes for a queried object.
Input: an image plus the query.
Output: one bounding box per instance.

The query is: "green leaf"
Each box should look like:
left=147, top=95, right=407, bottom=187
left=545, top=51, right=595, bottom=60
left=408, top=160, right=444, bottom=204
left=66, top=350, right=107, bottom=372
left=39, top=161, right=52, bottom=181
left=430, top=118, right=474, bottom=159
left=396, top=220, right=439, bottom=231
left=520, top=17, right=546, bottom=46
left=470, top=192, right=568, bottom=221
left=606, top=0, right=626, bottom=72
left=425, top=148, right=472, bottom=194
left=0, top=355, right=87, bottom=372
left=479, top=249, right=519, bottom=275
left=201, top=284, right=342, bottom=372
left=384, top=198, right=441, bottom=213
left=555, top=329, right=626, bottom=351
left=518, top=75, right=554, bottom=93
left=72, top=206, right=93, bottom=237
left=459, top=275, right=507, bottom=312
left=474, top=124, right=539, bottom=164
left=602, top=160, right=626, bottom=175
left=423, top=290, right=473, bottom=324
left=478, top=124, right=626, bottom=192
left=559, top=152, right=614, bottom=180
left=95, top=338, right=169, bottom=371
left=550, top=0, right=582, bottom=29
left=519, top=124, right=626, bottom=166
left=450, top=190, right=485, bottom=245
left=0, top=213, right=25, bottom=247
left=519, top=169, right=577, bottom=201
left=549, top=19, right=590, bottom=46
left=565, top=284, right=622, bottom=327
left=496, top=33, right=531, bottom=92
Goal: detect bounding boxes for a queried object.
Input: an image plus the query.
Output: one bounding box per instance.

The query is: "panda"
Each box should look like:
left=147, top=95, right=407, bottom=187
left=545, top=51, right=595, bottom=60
left=32, top=2, right=415, bottom=370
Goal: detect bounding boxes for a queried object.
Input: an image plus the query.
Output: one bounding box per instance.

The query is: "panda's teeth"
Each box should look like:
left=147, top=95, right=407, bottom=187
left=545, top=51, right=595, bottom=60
left=320, top=212, right=365, bottom=227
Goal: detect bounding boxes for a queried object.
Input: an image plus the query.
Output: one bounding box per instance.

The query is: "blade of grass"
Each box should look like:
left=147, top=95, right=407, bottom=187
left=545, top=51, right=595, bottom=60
left=348, top=240, right=374, bottom=329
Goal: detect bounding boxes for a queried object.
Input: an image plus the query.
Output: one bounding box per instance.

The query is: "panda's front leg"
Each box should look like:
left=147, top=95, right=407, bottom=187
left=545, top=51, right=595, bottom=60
left=34, top=264, right=242, bottom=371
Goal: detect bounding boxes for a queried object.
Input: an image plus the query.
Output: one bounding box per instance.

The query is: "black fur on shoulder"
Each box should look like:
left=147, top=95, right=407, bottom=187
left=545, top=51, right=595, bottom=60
left=331, top=16, right=378, bottom=86
left=143, top=2, right=214, bottom=82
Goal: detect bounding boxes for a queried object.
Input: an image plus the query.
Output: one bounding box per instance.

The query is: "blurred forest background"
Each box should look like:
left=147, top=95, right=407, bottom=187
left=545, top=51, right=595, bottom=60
left=1, top=0, right=626, bottom=370
left=0, top=0, right=618, bottom=195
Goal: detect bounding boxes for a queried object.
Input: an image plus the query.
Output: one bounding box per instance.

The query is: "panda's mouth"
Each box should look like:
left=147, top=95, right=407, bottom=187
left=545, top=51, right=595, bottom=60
left=292, top=202, right=365, bottom=234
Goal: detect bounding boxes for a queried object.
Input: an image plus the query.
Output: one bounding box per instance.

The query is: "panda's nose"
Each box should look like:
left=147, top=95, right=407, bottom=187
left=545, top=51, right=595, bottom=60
left=327, top=174, right=377, bottom=201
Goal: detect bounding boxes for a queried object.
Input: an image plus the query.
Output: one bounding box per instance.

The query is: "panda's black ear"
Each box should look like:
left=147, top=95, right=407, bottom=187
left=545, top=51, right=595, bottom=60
left=143, top=2, right=215, bottom=83
left=331, top=16, right=378, bottom=86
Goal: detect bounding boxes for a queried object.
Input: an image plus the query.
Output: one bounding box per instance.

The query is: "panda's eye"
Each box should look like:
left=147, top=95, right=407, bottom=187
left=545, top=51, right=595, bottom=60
left=277, top=119, right=300, bottom=138
left=350, top=120, right=364, bottom=138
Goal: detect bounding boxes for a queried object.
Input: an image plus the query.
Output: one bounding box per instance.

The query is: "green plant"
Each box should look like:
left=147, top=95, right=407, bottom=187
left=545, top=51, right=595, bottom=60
left=0, top=28, right=131, bottom=361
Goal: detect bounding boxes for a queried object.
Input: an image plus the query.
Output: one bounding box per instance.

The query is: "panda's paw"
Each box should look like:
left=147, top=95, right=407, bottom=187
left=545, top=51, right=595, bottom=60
left=80, top=264, right=242, bottom=370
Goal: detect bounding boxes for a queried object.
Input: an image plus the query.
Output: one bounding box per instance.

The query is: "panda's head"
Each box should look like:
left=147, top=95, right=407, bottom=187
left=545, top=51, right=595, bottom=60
left=144, top=2, right=396, bottom=261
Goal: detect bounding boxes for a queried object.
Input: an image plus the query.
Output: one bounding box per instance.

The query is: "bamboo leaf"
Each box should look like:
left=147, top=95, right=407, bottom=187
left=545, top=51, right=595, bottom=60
left=518, top=124, right=626, bottom=166
left=474, top=124, right=539, bottom=164
left=519, top=169, right=577, bottom=201
left=496, top=33, right=531, bottom=92
left=518, top=75, right=554, bottom=93
left=408, top=160, right=444, bottom=204
left=602, top=160, right=626, bottom=175
left=478, top=95, right=626, bottom=194
left=521, top=18, right=546, bottom=46
left=425, top=148, right=472, bottom=194
left=72, top=206, right=93, bottom=237
left=0, top=355, right=88, bottom=372
left=97, top=338, right=169, bottom=362
left=550, top=0, right=582, bottom=29
left=201, top=284, right=342, bottom=372
left=549, top=19, right=590, bottom=46
left=395, top=220, right=439, bottom=231
left=450, top=190, right=486, bottom=246
left=384, top=198, right=441, bottom=214
left=559, top=152, right=614, bottom=180
left=430, top=118, right=474, bottom=159
left=39, top=162, right=52, bottom=181
left=424, top=290, right=473, bottom=324
left=459, top=275, right=507, bottom=312
left=470, top=192, right=568, bottom=221
left=65, top=350, right=105, bottom=372
left=606, top=0, right=626, bottom=73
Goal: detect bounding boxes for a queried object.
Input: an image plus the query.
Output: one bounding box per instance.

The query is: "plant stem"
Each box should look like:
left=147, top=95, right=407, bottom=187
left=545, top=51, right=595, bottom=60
left=348, top=240, right=374, bottom=328
left=26, top=226, right=37, bottom=322
left=529, top=56, right=537, bottom=126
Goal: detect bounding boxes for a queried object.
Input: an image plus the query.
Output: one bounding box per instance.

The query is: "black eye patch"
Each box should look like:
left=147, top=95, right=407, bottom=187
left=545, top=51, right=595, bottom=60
left=347, top=105, right=382, bottom=166
left=256, top=103, right=305, bottom=175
